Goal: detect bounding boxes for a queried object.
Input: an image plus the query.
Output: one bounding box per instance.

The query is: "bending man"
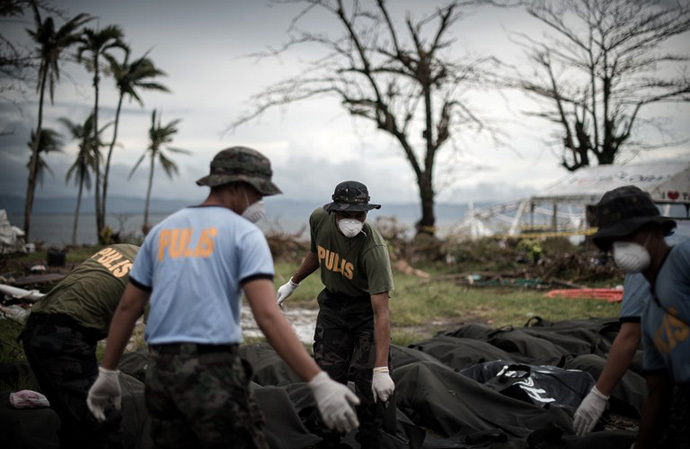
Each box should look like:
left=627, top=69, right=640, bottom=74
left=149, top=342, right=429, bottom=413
left=20, top=244, right=139, bottom=449
left=277, top=180, right=395, bottom=449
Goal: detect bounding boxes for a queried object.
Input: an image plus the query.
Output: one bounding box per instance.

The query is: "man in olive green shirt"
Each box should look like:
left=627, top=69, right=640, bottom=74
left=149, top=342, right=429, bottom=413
left=276, top=181, right=395, bottom=449
left=20, top=244, right=139, bottom=449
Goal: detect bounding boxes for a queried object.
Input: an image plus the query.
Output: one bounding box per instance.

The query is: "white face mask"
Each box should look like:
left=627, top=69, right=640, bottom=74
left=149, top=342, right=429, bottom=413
left=612, top=234, right=651, bottom=273
left=338, top=218, right=363, bottom=238
left=242, top=190, right=265, bottom=223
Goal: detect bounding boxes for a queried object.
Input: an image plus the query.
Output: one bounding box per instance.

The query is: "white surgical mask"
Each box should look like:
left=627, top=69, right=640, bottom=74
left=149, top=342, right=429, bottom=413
left=612, top=235, right=651, bottom=273
left=338, top=218, right=363, bottom=238
left=242, top=190, right=265, bottom=223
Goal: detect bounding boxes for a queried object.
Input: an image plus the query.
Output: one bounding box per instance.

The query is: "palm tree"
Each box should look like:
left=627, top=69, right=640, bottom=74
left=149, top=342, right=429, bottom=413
left=129, top=110, right=189, bottom=234
left=26, top=128, right=63, bottom=187
left=60, top=114, right=110, bottom=245
left=24, top=5, right=91, bottom=240
left=103, top=52, right=170, bottom=221
left=76, top=25, right=128, bottom=241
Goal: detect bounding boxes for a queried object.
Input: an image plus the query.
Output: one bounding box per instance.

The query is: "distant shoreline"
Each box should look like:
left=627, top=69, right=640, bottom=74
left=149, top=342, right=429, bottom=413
left=6, top=210, right=466, bottom=247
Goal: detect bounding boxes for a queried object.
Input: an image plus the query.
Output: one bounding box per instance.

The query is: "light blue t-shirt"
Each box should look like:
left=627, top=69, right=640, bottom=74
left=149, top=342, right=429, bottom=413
left=130, top=206, right=274, bottom=345
left=619, top=273, right=649, bottom=322
left=642, top=240, right=690, bottom=384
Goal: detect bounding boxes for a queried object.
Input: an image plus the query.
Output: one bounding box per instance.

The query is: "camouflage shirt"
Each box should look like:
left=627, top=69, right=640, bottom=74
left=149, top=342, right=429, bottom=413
left=32, top=244, right=139, bottom=338
left=309, top=208, right=393, bottom=297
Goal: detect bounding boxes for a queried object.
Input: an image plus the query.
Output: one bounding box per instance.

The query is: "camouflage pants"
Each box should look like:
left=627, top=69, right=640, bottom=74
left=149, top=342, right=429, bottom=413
left=314, top=289, right=394, bottom=449
left=20, top=313, right=124, bottom=449
left=146, top=343, right=268, bottom=449
left=655, top=384, right=690, bottom=449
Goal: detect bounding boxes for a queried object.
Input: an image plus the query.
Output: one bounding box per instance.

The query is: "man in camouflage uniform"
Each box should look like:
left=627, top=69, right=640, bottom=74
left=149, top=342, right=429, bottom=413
left=87, top=147, right=360, bottom=449
left=277, top=180, right=395, bottom=449
left=20, top=244, right=139, bottom=449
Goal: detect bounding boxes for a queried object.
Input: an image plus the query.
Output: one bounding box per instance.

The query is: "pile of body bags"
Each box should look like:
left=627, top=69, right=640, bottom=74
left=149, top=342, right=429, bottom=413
left=1, top=317, right=645, bottom=448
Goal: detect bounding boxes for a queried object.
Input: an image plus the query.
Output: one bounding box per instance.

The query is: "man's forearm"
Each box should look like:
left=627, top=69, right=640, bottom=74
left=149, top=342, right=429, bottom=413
left=596, top=322, right=641, bottom=395
left=246, top=279, right=321, bottom=381
left=258, top=308, right=321, bottom=381
left=101, top=284, right=148, bottom=370
left=292, top=251, right=319, bottom=284
left=371, top=292, right=390, bottom=368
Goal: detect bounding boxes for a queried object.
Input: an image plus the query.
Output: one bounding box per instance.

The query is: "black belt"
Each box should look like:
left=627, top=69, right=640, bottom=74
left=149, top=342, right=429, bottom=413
left=22, top=312, right=103, bottom=343
left=28, top=312, right=80, bottom=327
left=150, top=343, right=238, bottom=355
left=324, top=289, right=370, bottom=303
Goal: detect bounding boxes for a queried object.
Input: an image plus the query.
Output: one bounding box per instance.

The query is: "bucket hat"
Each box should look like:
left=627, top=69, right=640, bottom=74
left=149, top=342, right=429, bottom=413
left=592, top=185, right=676, bottom=251
left=323, top=180, right=381, bottom=213
left=196, top=146, right=282, bottom=196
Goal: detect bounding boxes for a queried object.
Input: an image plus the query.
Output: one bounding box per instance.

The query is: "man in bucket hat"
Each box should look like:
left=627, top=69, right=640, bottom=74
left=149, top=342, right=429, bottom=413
left=277, top=180, right=395, bottom=448
left=591, top=185, right=689, bottom=449
left=88, top=147, right=360, bottom=448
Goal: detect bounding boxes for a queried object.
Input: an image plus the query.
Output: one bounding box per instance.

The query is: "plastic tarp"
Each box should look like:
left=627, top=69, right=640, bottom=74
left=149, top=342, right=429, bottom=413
left=2, top=317, right=644, bottom=448
left=460, top=360, right=594, bottom=409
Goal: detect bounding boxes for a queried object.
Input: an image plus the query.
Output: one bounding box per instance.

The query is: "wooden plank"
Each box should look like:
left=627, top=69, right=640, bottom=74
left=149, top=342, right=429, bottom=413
left=12, top=273, right=66, bottom=287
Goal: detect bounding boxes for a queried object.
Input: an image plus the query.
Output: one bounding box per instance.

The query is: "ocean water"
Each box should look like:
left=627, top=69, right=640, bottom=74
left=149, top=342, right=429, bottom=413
left=8, top=210, right=464, bottom=247
left=10, top=209, right=689, bottom=248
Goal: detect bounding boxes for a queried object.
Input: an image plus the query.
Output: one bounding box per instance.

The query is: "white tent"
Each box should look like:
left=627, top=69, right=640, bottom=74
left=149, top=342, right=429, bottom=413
left=450, top=161, right=690, bottom=240
left=0, top=209, right=25, bottom=253
left=531, top=161, right=690, bottom=206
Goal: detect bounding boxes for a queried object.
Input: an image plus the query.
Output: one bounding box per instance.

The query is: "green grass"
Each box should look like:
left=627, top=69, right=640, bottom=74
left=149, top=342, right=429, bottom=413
left=0, top=317, right=37, bottom=392
left=0, top=318, right=25, bottom=364
left=273, top=261, right=621, bottom=340
left=391, top=275, right=620, bottom=327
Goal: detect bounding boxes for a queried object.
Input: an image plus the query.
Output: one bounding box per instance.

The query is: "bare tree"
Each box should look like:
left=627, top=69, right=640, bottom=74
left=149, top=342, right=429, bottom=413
left=232, top=0, right=496, bottom=236
left=512, top=0, right=690, bottom=171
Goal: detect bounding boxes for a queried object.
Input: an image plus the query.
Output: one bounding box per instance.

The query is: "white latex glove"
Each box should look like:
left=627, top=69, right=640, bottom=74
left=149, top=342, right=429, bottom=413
left=372, top=366, right=395, bottom=404
left=87, top=367, right=121, bottom=422
left=277, top=278, right=299, bottom=307
left=573, top=386, right=609, bottom=436
left=308, top=371, right=360, bottom=433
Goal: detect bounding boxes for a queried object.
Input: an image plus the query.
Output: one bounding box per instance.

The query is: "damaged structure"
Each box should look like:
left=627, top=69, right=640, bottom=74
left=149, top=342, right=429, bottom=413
left=0, top=209, right=25, bottom=254
left=450, top=161, right=690, bottom=240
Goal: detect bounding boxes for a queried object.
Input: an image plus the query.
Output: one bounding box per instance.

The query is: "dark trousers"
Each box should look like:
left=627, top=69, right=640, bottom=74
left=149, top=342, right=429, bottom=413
left=20, top=313, right=123, bottom=449
left=146, top=343, right=268, bottom=449
left=313, top=289, right=394, bottom=449
left=655, top=384, right=690, bottom=449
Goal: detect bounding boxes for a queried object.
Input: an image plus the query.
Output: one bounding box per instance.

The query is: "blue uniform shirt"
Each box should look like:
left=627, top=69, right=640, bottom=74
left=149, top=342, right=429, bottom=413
left=130, top=206, right=274, bottom=345
left=642, top=240, right=690, bottom=384
left=619, top=273, right=650, bottom=323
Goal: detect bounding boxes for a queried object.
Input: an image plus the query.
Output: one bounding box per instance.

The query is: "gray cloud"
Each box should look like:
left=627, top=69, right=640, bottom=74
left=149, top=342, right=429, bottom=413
left=1, top=0, right=688, bottom=211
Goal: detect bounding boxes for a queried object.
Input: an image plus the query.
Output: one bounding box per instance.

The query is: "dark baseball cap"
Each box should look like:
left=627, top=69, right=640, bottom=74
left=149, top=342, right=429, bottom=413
left=592, top=185, right=676, bottom=251
left=196, top=146, right=282, bottom=196
left=323, top=180, right=381, bottom=213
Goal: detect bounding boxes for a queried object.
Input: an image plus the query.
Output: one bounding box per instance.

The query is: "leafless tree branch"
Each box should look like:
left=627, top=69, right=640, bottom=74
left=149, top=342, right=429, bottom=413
left=231, top=0, right=500, bottom=235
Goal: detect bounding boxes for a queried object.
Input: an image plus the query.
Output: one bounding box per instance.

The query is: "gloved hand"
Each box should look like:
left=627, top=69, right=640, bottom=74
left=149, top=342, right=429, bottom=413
left=277, top=278, right=299, bottom=306
left=87, top=367, right=121, bottom=422
left=573, top=386, right=609, bottom=436
left=372, top=366, right=395, bottom=404
left=308, top=371, right=360, bottom=433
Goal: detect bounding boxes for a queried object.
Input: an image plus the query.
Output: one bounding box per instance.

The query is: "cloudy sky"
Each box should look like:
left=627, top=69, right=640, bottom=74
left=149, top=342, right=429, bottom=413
left=1, top=0, right=688, bottom=209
